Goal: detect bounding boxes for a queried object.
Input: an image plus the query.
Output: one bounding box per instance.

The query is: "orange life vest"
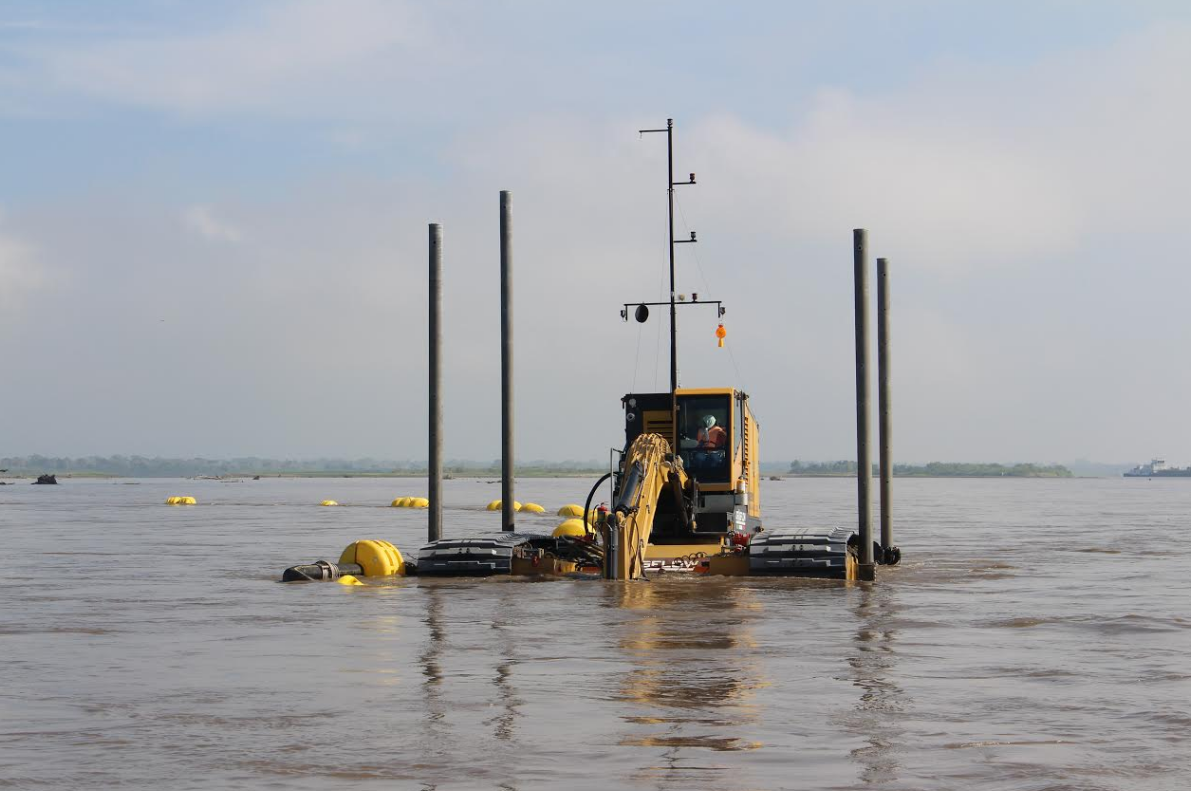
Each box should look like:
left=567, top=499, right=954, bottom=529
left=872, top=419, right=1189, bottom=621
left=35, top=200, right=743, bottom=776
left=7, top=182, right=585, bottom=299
left=696, top=425, right=727, bottom=449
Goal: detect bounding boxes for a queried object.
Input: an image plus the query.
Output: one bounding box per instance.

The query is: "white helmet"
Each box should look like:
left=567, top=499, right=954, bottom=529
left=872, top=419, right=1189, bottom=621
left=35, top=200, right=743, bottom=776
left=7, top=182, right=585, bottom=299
left=702, top=415, right=716, bottom=428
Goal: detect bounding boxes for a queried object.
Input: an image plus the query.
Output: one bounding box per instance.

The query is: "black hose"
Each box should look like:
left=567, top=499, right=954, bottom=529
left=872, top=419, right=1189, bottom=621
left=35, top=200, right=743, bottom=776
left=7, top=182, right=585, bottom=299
left=582, top=471, right=613, bottom=541
left=583, top=472, right=614, bottom=579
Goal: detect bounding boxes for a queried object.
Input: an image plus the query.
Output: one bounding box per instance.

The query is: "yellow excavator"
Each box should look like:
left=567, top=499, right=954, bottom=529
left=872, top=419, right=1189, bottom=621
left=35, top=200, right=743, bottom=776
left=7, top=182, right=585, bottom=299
left=284, top=119, right=891, bottom=584
left=595, top=384, right=864, bottom=580
left=413, top=382, right=860, bottom=580
left=604, top=387, right=761, bottom=579
left=417, top=120, right=874, bottom=582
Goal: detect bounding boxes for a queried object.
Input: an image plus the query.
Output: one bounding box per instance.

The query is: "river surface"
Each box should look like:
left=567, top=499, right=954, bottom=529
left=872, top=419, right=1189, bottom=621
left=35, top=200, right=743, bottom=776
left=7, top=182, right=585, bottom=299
left=1, top=476, right=1188, bottom=790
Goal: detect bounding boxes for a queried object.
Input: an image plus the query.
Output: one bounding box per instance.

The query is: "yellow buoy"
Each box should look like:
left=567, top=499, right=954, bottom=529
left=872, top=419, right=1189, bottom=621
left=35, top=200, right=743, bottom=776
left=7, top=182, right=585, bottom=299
left=487, top=500, right=521, bottom=511
left=557, top=504, right=585, bottom=517
left=166, top=496, right=197, bottom=505
left=552, top=518, right=589, bottom=538
left=320, top=500, right=339, bottom=507
left=519, top=502, right=546, bottom=514
left=391, top=497, right=411, bottom=507
left=338, top=539, right=405, bottom=577
left=337, top=575, right=363, bottom=586
left=408, top=497, right=429, bottom=508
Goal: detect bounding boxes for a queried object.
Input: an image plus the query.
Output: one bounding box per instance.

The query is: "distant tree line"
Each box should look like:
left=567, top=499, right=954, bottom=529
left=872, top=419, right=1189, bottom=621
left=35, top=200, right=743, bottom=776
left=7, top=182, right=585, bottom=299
left=0, top=455, right=1070, bottom=478
left=786, top=460, right=1072, bottom=478
left=0, top=455, right=604, bottom=477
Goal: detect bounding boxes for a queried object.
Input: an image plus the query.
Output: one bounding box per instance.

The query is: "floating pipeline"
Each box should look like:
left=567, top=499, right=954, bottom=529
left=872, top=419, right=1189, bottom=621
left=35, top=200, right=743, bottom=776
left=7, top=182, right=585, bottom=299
left=417, top=531, right=604, bottom=577
left=281, top=539, right=407, bottom=582
left=282, top=532, right=606, bottom=581
left=279, top=509, right=894, bottom=583
left=280, top=529, right=900, bottom=582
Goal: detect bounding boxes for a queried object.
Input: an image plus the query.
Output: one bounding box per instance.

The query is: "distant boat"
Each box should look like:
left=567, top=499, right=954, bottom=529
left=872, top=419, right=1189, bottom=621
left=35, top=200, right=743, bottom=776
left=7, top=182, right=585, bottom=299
left=1124, top=458, right=1191, bottom=477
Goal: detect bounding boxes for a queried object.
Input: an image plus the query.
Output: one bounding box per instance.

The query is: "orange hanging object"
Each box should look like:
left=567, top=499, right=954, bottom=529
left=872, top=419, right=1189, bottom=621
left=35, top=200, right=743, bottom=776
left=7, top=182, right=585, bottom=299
left=715, top=323, right=726, bottom=348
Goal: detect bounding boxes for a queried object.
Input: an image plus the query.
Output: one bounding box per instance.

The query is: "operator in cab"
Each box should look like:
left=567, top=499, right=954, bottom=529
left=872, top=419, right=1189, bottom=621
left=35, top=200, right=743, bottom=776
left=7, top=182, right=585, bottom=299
left=696, top=415, right=726, bottom=450
left=688, top=414, right=728, bottom=473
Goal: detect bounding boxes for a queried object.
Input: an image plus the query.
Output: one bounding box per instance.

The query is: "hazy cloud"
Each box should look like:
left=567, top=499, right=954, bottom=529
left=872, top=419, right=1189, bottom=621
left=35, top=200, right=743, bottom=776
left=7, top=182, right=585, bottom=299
left=183, top=205, right=243, bottom=243
left=39, top=0, right=428, bottom=115
left=0, top=217, right=53, bottom=318
left=690, top=22, right=1191, bottom=274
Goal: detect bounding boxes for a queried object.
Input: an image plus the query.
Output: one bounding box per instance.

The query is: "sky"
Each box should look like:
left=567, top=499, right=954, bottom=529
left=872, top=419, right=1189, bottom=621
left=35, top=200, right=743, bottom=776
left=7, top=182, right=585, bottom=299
left=2, top=0, right=1190, bottom=464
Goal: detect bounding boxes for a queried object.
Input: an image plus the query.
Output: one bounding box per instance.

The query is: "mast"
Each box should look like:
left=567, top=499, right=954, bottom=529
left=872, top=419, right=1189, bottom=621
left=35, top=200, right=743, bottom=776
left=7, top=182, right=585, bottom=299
left=666, top=120, right=677, bottom=394
left=639, top=118, right=697, bottom=407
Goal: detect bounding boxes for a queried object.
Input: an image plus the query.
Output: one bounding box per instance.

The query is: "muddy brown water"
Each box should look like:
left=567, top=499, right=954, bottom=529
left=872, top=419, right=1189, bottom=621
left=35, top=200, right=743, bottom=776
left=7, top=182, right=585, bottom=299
left=2, top=476, right=1188, bottom=790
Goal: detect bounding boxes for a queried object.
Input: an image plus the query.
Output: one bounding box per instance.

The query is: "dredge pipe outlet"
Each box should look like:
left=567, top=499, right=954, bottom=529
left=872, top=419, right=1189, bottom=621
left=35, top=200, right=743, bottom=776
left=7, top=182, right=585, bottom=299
left=281, top=561, right=364, bottom=582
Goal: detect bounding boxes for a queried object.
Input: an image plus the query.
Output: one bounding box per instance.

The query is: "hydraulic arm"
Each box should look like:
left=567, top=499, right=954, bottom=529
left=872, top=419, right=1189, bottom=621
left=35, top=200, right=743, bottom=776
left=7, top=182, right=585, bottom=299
left=606, top=433, right=689, bottom=580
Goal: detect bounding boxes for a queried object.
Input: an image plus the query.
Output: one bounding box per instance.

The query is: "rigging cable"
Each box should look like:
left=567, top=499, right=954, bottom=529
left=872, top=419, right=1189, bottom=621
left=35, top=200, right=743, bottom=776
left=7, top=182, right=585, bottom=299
left=631, top=315, right=644, bottom=392
left=674, top=195, right=714, bottom=298
left=653, top=244, right=664, bottom=391
left=674, top=193, right=750, bottom=395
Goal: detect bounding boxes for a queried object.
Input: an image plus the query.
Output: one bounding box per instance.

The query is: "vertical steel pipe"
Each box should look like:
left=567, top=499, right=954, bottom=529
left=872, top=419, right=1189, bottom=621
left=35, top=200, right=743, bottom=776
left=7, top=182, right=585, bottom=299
left=853, top=229, right=875, bottom=579
left=877, top=257, right=892, bottom=555
left=666, top=119, right=677, bottom=396
left=428, top=223, right=443, bottom=543
left=500, top=191, right=515, bottom=532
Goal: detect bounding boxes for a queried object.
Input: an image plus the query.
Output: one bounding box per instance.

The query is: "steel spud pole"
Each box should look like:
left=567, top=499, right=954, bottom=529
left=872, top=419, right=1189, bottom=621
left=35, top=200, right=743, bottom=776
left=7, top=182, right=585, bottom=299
left=428, top=223, right=443, bottom=542
left=854, top=229, right=875, bottom=580
left=877, top=256, right=892, bottom=556
left=500, top=191, right=515, bottom=532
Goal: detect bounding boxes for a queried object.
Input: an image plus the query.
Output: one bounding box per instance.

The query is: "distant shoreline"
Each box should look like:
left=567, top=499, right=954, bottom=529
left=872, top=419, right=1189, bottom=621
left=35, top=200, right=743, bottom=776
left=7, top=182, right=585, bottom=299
left=1, top=471, right=1125, bottom=481
left=0, top=457, right=1116, bottom=480
left=780, top=473, right=1080, bottom=479
left=0, top=471, right=603, bottom=480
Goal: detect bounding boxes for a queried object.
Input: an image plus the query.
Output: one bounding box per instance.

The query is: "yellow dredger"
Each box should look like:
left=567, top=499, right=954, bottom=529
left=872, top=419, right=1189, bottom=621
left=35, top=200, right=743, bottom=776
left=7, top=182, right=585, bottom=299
left=286, top=383, right=878, bottom=582
left=412, top=385, right=874, bottom=581
left=281, top=119, right=900, bottom=585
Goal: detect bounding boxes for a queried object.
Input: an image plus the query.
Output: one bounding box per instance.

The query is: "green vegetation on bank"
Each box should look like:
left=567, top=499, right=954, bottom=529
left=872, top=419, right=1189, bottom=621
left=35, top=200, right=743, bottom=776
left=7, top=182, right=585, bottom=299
left=0, top=455, right=1072, bottom=479
left=786, top=460, right=1072, bottom=477
left=0, top=456, right=606, bottom=478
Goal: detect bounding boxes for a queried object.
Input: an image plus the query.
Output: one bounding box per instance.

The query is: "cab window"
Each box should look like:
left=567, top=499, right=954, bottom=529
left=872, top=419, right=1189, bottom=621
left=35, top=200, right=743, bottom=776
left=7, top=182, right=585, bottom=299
left=676, top=395, right=731, bottom=482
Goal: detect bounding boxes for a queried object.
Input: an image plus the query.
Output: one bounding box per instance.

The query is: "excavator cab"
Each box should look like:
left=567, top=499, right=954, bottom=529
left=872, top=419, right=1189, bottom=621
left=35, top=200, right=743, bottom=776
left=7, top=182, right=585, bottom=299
left=620, top=387, right=761, bottom=540
left=675, top=392, right=732, bottom=482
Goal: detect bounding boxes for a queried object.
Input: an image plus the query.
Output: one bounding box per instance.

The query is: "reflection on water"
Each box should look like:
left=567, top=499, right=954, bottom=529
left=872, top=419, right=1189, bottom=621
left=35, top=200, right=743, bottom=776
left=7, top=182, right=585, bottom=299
left=611, top=580, right=766, bottom=788
left=419, top=586, right=448, bottom=754
left=486, top=587, right=522, bottom=743
left=843, top=583, right=907, bottom=785
left=414, top=582, right=523, bottom=788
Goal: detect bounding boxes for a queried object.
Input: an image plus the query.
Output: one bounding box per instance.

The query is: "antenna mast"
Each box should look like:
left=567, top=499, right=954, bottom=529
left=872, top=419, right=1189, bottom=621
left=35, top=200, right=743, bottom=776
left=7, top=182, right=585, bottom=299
left=639, top=118, right=697, bottom=394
